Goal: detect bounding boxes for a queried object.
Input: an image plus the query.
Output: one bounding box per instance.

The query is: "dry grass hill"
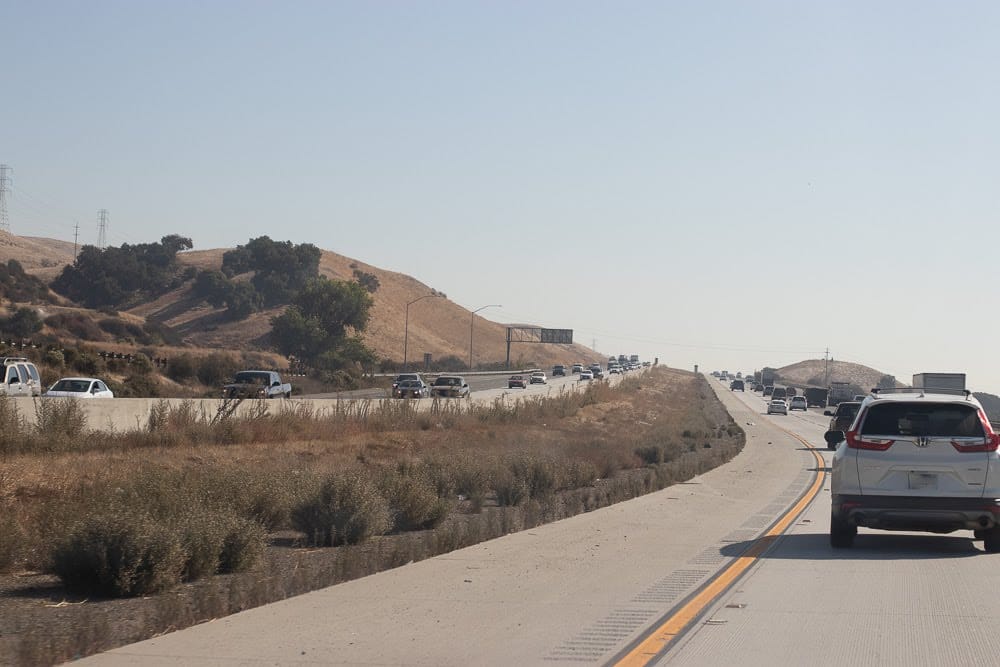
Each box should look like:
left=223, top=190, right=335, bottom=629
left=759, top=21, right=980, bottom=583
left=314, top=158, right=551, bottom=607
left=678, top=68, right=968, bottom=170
left=776, top=359, right=899, bottom=391
left=0, top=232, right=601, bottom=369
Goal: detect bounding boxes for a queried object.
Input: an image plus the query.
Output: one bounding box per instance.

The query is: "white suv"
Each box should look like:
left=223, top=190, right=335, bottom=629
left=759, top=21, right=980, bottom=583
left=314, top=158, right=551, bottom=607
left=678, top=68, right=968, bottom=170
left=829, top=388, right=1000, bottom=551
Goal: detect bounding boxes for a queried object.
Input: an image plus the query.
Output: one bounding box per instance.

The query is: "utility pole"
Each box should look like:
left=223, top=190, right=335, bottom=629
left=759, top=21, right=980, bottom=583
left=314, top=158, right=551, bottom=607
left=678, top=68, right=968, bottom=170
left=97, top=209, right=108, bottom=249
left=73, top=222, right=80, bottom=260
left=0, top=165, right=11, bottom=233
left=824, top=347, right=831, bottom=386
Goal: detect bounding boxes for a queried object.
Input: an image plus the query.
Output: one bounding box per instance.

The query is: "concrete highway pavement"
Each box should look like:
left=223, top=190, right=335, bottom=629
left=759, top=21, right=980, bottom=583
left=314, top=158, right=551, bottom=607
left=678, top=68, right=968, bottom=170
left=655, top=383, right=1000, bottom=667
left=83, top=373, right=823, bottom=665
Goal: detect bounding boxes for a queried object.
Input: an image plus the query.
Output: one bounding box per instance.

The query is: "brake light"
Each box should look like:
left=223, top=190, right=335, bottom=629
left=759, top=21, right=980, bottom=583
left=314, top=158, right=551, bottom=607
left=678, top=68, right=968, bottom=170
left=951, top=412, right=1000, bottom=452
left=846, top=430, right=894, bottom=451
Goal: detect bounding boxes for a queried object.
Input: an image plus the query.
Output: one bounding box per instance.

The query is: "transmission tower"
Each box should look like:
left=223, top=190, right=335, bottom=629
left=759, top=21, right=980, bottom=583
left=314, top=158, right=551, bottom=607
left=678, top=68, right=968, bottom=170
left=0, top=165, right=11, bottom=233
left=97, top=209, right=109, bottom=249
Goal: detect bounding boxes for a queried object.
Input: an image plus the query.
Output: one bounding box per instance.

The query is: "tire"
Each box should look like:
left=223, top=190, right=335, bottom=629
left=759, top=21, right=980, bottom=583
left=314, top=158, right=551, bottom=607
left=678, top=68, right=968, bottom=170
left=974, top=529, right=987, bottom=541
left=285, top=392, right=291, bottom=399
left=830, top=512, right=856, bottom=548
left=983, top=527, right=1000, bottom=553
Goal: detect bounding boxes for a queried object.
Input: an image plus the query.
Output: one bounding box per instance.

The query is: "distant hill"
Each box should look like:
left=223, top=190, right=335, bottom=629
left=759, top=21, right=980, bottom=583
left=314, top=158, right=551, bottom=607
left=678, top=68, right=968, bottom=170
left=975, top=393, right=1000, bottom=422
left=775, top=359, right=900, bottom=392
left=0, top=233, right=601, bottom=369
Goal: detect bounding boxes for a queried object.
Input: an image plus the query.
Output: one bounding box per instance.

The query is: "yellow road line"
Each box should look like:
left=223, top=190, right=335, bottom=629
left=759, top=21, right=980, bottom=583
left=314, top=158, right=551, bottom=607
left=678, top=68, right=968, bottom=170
left=614, top=425, right=825, bottom=667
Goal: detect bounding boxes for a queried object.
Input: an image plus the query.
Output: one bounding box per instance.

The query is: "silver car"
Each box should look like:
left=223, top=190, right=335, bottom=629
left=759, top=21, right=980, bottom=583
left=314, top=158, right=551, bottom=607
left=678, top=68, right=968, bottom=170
left=766, top=399, right=788, bottom=415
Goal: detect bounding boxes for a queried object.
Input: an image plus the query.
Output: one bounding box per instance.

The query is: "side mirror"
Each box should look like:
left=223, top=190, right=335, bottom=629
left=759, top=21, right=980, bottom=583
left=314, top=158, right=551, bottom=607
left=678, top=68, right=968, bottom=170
left=824, top=430, right=845, bottom=446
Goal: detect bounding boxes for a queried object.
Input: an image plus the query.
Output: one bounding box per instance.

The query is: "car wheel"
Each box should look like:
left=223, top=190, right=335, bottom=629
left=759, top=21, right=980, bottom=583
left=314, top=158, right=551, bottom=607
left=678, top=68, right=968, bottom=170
left=830, top=513, right=856, bottom=548
left=983, top=527, right=1000, bottom=553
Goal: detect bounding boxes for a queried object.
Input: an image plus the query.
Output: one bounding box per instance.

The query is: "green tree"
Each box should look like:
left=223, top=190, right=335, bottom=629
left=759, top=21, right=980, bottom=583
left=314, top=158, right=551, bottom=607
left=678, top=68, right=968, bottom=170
left=51, top=235, right=193, bottom=308
left=1, top=307, right=43, bottom=338
left=352, top=269, right=380, bottom=294
left=270, top=277, right=374, bottom=370
left=222, top=236, right=321, bottom=307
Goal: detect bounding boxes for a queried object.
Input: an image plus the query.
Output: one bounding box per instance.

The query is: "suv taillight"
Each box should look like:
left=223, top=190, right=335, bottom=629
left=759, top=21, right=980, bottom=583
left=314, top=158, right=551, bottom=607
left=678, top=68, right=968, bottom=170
left=846, top=430, right=894, bottom=451
left=951, top=411, right=1000, bottom=453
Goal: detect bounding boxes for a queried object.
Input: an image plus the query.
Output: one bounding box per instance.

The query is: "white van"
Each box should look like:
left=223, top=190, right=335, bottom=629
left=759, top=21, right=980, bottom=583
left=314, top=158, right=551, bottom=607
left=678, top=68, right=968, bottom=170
left=0, top=357, right=42, bottom=397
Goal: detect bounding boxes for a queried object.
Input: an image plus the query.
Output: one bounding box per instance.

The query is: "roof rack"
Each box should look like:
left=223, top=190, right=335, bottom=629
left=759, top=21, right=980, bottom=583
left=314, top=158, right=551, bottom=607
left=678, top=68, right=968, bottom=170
left=870, top=387, right=972, bottom=398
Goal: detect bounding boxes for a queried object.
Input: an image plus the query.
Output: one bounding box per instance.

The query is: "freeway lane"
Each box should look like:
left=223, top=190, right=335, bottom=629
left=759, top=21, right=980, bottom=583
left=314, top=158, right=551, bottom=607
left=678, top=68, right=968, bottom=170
left=83, top=371, right=823, bottom=666
left=653, top=381, right=1000, bottom=667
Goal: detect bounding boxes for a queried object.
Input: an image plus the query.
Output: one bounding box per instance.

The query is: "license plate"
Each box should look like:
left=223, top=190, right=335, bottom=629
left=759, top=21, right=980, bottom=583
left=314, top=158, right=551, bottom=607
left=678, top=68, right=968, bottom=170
left=908, top=472, right=938, bottom=490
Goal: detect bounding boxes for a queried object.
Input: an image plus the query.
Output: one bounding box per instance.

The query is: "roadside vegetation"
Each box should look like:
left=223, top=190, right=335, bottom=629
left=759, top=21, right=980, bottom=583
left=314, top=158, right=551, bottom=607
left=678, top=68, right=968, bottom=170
left=0, top=368, right=744, bottom=664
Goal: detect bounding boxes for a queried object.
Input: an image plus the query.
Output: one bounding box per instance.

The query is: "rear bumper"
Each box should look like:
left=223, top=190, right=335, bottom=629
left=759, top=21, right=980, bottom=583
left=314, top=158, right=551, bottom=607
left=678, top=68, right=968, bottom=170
left=832, top=494, right=1000, bottom=533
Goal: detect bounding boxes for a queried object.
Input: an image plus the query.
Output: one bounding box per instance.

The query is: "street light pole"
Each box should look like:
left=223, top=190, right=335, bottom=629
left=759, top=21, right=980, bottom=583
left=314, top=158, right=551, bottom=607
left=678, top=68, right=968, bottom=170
left=469, top=304, right=502, bottom=371
left=403, top=293, right=443, bottom=370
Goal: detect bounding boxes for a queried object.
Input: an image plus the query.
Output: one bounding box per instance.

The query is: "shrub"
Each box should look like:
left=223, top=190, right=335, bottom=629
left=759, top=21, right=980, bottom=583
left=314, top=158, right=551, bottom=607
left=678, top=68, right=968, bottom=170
left=34, top=397, right=87, bottom=442
left=380, top=472, right=450, bottom=532
left=493, top=467, right=528, bottom=507
left=0, top=511, right=22, bottom=573
left=166, top=353, right=197, bottom=381
left=197, top=352, right=240, bottom=387
left=176, top=511, right=225, bottom=581
left=43, top=349, right=65, bottom=369
left=508, top=455, right=558, bottom=498
left=635, top=445, right=664, bottom=465
left=219, top=517, right=266, bottom=573
left=0, top=396, right=25, bottom=455
left=292, top=471, right=391, bottom=546
left=51, top=511, right=186, bottom=597
left=117, top=373, right=159, bottom=398
left=71, top=352, right=105, bottom=376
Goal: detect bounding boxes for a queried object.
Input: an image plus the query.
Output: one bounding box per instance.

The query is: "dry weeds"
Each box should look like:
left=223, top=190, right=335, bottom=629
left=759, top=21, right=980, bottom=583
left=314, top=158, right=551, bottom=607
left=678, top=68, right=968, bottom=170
left=0, top=367, right=744, bottom=665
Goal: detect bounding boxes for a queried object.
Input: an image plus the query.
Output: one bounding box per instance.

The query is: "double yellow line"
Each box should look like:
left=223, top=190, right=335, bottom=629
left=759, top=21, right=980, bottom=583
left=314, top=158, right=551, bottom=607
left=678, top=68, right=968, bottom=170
left=613, top=425, right=826, bottom=667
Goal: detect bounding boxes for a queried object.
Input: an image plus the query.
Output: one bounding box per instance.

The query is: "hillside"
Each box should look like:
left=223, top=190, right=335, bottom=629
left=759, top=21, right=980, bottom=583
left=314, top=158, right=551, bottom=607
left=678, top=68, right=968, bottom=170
left=775, top=359, right=899, bottom=392
left=0, top=233, right=601, bottom=369
left=0, top=232, right=76, bottom=282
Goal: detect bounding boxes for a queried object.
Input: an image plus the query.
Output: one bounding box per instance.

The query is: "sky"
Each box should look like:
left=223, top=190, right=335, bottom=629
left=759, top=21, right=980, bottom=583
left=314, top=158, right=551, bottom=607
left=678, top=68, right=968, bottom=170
left=4, top=2, right=1000, bottom=392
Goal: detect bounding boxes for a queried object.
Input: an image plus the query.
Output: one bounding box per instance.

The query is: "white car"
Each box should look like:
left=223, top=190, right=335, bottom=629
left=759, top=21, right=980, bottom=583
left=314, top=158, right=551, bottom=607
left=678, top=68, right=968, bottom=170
left=579, top=370, right=594, bottom=381
left=529, top=372, right=547, bottom=385
left=789, top=396, right=808, bottom=411
left=830, top=388, right=1000, bottom=551
left=766, top=399, right=787, bottom=415
left=45, top=377, right=115, bottom=398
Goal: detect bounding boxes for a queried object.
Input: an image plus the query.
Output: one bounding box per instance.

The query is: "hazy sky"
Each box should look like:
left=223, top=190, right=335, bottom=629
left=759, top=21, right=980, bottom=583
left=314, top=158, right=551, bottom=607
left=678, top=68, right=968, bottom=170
left=5, top=2, right=1000, bottom=392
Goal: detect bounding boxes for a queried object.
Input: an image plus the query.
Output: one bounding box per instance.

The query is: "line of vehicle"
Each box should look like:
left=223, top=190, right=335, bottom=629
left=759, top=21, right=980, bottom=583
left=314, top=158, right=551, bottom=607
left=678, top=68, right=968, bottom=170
left=610, top=418, right=826, bottom=667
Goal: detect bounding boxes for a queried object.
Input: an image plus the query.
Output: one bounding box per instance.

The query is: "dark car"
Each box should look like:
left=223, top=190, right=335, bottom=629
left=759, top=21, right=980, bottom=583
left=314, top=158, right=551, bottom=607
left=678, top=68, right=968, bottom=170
left=393, top=379, right=429, bottom=398
left=392, top=373, right=424, bottom=392
left=730, top=379, right=745, bottom=391
left=822, top=401, right=862, bottom=449
left=552, top=365, right=566, bottom=377
left=763, top=386, right=774, bottom=397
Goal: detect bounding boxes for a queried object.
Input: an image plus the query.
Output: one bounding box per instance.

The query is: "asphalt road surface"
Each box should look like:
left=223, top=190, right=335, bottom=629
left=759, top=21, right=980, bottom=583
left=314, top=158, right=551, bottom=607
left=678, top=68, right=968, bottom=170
left=84, top=374, right=1000, bottom=666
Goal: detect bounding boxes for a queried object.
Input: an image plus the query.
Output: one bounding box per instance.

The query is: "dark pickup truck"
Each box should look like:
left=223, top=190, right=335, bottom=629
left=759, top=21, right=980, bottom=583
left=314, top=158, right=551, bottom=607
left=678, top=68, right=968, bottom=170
left=223, top=370, right=292, bottom=399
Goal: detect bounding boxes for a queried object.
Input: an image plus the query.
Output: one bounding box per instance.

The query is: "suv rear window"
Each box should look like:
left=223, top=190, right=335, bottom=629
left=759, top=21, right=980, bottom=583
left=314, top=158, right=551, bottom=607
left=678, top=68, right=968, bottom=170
left=860, top=403, right=984, bottom=438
